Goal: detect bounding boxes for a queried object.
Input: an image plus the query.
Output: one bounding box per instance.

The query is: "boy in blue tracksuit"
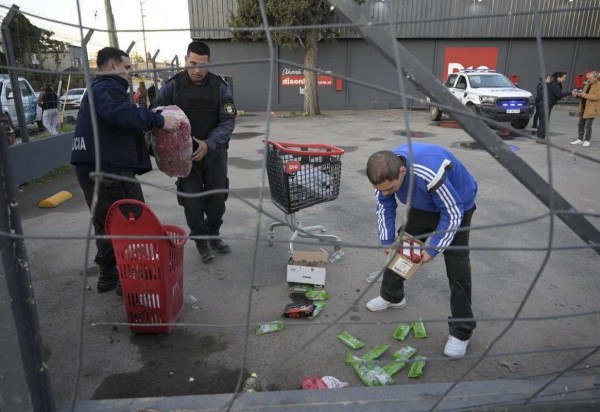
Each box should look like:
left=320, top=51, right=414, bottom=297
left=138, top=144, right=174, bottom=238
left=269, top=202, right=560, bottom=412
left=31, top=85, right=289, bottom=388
left=366, top=143, right=477, bottom=358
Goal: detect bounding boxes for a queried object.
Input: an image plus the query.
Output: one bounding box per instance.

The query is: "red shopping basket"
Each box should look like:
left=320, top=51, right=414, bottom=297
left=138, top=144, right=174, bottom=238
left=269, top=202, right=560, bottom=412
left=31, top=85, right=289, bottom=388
left=266, top=140, right=344, bottom=214
left=105, top=199, right=186, bottom=333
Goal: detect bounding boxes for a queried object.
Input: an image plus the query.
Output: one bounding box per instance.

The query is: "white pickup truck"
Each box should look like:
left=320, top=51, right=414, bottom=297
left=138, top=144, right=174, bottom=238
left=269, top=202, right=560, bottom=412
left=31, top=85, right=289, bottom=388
left=0, top=74, right=45, bottom=144
left=430, top=69, right=535, bottom=129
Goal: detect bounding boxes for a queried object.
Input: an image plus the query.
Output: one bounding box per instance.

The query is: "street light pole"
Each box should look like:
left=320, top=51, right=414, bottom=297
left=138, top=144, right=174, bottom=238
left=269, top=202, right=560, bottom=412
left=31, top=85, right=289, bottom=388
left=104, top=0, right=119, bottom=48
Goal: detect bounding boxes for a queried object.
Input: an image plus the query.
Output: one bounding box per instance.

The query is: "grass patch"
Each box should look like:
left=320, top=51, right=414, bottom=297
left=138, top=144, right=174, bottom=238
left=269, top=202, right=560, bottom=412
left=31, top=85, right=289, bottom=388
left=20, top=164, right=73, bottom=189
left=32, top=123, right=76, bottom=141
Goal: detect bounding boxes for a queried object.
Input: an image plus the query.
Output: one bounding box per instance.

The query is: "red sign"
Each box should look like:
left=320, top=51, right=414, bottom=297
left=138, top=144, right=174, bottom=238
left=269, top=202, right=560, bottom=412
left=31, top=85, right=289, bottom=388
left=443, top=47, right=498, bottom=79
left=280, top=75, right=334, bottom=87
left=285, top=161, right=301, bottom=173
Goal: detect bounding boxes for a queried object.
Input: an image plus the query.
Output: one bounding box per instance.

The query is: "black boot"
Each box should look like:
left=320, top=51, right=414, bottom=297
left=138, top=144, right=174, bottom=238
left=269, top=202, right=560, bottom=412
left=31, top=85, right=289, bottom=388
left=97, top=266, right=119, bottom=293
left=196, top=240, right=215, bottom=263
left=210, top=239, right=231, bottom=254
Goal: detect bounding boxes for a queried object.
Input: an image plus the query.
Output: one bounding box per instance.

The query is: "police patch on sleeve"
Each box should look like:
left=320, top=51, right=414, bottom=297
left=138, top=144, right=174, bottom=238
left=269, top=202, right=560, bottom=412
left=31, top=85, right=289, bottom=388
left=223, top=102, right=236, bottom=116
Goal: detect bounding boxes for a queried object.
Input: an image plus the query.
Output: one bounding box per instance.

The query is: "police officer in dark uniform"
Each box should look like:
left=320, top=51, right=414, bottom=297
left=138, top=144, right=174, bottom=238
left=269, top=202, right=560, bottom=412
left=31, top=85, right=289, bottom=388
left=71, top=47, right=178, bottom=294
left=152, top=41, right=236, bottom=263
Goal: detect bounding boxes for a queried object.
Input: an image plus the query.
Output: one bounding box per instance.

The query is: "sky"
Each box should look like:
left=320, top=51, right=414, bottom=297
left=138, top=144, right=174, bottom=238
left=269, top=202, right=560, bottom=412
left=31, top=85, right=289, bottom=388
left=1, top=0, right=191, bottom=63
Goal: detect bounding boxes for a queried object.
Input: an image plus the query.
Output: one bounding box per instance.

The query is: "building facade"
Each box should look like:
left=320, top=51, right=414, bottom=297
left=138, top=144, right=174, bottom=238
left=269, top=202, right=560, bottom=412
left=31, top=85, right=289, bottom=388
left=188, top=0, right=600, bottom=111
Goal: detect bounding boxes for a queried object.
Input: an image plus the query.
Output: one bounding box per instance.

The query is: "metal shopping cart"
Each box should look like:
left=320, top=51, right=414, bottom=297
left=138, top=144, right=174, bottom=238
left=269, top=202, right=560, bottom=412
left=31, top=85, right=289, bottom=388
left=266, top=140, right=344, bottom=255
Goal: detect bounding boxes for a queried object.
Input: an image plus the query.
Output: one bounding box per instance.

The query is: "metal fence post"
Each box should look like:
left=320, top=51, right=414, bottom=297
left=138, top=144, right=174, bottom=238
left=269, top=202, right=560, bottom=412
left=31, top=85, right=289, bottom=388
left=151, top=49, right=160, bottom=91
left=1, top=5, right=30, bottom=143
left=0, top=94, right=54, bottom=410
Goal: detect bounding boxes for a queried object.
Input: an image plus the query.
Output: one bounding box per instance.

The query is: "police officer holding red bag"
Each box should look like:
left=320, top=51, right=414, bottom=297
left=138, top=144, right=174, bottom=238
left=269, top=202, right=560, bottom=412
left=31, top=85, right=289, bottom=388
left=152, top=41, right=236, bottom=263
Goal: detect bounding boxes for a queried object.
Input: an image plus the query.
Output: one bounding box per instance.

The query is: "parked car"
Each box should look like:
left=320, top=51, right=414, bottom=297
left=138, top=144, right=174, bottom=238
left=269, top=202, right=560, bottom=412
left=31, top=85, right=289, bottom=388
left=429, top=69, right=534, bottom=129
left=0, top=75, right=44, bottom=140
left=59, top=87, right=86, bottom=109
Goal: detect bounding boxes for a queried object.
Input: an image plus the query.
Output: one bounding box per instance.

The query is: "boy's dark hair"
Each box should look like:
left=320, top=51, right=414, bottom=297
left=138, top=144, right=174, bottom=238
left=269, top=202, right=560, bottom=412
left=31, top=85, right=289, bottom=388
left=187, top=41, right=211, bottom=58
left=97, top=47, right=128, bottom=69
left=366, top=150, right=405, bottom=185
left=551, top=71, right=567, bottom=80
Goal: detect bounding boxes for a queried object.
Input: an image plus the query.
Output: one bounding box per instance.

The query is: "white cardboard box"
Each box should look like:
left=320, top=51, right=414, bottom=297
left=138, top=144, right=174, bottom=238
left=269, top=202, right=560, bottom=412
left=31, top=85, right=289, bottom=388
left=286, top=250, right=328, bottom=286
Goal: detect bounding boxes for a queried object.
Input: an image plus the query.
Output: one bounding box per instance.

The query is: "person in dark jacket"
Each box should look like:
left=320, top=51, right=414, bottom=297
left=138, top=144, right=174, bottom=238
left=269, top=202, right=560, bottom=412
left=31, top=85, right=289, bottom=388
left=37, top=83, right=59, bottom=135
left=536, top=71, right=572, bottom=140
left=152, top=41, right=236, bottom=263
left=532, top=74, right=551, bottom=129
left=71, top=47, right=178, bottom=294
left=147, top=83, right=156, bottom=106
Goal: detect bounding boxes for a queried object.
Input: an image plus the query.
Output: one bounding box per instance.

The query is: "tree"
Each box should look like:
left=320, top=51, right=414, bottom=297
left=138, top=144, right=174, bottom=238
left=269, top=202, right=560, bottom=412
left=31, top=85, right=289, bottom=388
left=228, top=0, right=339, bottom=116
left=5, top=12, right=67, bottom=67
left=0, top=11, right=67, bottom=88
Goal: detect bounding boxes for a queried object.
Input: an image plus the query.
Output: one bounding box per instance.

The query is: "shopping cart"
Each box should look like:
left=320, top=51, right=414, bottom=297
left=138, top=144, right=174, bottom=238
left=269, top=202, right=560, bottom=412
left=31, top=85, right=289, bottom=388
left=266, top=140, right=344, bottom=255
left=105, top=199, right=186, bottom=333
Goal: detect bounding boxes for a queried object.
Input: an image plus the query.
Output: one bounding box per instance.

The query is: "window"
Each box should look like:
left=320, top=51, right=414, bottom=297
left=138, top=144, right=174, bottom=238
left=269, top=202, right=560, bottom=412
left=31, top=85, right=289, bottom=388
left=456, top=76, right=467, bottom=90
left=19, top=80, right=33, bottom=97
left=444, top=74, right=458, bottom=87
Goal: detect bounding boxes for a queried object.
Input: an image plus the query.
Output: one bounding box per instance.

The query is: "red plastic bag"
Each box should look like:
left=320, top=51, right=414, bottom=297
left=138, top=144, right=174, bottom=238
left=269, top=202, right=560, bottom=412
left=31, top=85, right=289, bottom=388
left=150, top=105, right=193, bottom=177
left=301, top=376, right=350, bottom=390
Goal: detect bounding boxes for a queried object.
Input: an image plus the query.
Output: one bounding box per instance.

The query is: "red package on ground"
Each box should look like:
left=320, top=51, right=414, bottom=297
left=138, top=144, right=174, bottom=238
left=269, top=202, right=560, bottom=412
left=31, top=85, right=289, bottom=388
left=301, top=376, right=350, bottom=390
left=150, top=105, right=192, bottom=177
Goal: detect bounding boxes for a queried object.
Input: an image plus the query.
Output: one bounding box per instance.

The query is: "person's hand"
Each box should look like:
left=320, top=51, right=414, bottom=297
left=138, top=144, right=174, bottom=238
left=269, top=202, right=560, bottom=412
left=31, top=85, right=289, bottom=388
left=192, top=137, right=208, bottom=161
left=421, top=251, right=433, bottom=263
left=162, top=115, right=179, bottom=132
left=383, top=247, right=393, bottom=255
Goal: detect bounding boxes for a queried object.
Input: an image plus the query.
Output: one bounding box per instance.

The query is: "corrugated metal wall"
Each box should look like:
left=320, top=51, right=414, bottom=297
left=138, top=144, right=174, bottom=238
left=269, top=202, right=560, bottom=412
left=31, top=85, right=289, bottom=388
left=189, top=0, right=600, bottom=40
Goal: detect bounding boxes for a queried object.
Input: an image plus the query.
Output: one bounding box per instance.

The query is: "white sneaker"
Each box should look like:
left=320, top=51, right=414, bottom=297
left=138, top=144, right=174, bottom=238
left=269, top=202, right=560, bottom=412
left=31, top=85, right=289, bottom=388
left=570, top=139, right=583, bottom=145
left=582, top=141, right=590, bottom=147
left=366, top=296, right=406, bottom=312
left=444, top=336, right=469, bottom=358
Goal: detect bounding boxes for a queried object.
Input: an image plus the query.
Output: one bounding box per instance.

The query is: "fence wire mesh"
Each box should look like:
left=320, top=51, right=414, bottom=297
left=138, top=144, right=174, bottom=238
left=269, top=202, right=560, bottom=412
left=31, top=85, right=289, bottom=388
left=0, top=1, right=599, bottom=411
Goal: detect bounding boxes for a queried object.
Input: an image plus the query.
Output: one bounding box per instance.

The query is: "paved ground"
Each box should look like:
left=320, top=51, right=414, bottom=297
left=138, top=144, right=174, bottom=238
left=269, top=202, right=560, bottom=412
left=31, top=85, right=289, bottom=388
left=11, top=106, right=600, bottom=407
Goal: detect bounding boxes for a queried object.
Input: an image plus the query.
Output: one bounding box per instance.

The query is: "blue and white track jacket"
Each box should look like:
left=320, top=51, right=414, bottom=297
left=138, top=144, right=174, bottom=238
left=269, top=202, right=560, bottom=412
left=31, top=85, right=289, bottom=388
left=375, top=143, right=477, bottom=257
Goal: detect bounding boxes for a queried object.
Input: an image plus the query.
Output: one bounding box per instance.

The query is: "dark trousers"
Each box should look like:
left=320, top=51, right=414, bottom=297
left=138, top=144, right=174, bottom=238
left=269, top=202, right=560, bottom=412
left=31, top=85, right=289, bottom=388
left=578, top=117, right=594, bottom=142
left=532, top=102, right=541, bottom=127
left=76, top=167, right=144, bottom=270
left=380, top=207, right=476, bottom=341
left=536, top=102, right=554, bottom=139
left=177, top=148, right=229, bottom=238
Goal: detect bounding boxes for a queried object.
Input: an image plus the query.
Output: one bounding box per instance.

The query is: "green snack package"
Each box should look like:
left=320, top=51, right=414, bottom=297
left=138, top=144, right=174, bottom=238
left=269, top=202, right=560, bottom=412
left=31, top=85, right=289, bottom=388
left=309, top=302, right=326, bottom=320
left=383, top=362, right=406, bottom=377
left=353, top=363, right=393, bottom=386
left=361, top=344, right=390, bottom=361
left=408, top=356, right=426, bottom=378
left=391, top=345, right=418, bottom=361
left=289, top=284, right=312, bottom=293
left=411, top=320, right=428, bottom=338
left=305, top=290, right=330, bottom=301
left=255, top=321, right=285, bottom=335
left=392, top=324, right=412, bottom=341
left=336, top=331, right=365, bottom=349
left=345, top=352, right=363, bottom=364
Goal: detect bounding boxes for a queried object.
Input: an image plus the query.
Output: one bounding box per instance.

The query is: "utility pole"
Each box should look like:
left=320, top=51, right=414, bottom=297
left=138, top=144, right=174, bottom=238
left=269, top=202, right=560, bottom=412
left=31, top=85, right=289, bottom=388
left=140, top=0, right=149, bottom=73
left=104, top=0, right=119, bottom=48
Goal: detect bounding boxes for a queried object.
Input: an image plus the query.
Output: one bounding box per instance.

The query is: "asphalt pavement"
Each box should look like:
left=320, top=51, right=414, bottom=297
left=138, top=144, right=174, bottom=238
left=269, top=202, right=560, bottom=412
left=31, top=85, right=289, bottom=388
left=11, top=106, right=600, bottom=407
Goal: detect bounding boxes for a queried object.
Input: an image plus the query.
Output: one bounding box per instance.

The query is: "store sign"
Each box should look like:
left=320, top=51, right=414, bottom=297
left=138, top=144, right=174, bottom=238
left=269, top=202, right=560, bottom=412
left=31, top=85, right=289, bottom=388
left=443, top=47, right=498, bottom=78
left=280, top=68, right=334, bottom=87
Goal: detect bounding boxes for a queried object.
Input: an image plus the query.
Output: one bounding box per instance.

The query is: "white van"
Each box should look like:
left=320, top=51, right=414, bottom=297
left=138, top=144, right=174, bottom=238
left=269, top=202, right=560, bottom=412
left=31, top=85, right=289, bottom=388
left=0, top=74, right=44, bottom=132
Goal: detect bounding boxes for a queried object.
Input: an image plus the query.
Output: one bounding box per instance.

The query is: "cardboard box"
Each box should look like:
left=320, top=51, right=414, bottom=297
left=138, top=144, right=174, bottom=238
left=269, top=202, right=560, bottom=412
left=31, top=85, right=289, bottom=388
left=387, top=235, right=426, bottom=280
left=287, top=250, right=328, bottom=286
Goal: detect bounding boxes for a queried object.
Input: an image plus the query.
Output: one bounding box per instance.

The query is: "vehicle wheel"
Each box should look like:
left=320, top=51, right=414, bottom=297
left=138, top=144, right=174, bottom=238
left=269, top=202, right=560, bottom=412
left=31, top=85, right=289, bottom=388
left=511, top=119, right=529, bottom=129
left=467, top=104, right=478, bottom=117
left=37, top=120, right=45, bottom=132
left=429, top=106, right=442, bottom=121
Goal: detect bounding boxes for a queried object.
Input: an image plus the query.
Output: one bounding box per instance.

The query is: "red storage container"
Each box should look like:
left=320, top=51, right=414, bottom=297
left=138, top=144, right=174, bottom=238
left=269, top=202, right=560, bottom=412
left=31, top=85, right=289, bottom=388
left=106, top=199, right=186, bottom=333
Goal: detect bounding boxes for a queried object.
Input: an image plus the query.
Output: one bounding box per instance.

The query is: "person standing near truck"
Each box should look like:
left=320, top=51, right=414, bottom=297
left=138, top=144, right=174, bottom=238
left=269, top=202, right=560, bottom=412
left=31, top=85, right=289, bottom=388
left=37, top=83, right=59, bottom=135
